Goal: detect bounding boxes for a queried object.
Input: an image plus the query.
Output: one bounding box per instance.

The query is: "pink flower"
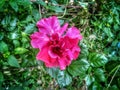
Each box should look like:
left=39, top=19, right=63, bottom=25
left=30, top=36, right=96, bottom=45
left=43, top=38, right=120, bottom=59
left=30, top=16, right=82, bottom=70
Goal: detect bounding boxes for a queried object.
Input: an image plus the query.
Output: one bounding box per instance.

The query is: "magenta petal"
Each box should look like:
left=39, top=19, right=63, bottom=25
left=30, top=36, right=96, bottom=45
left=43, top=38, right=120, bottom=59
left=37, top=46, right=59, bottom=67
left=36, top=47, right=50, bottom=63
left=30, top=32, right=49, bottom=49
left=61, top=36, right=79, bottom=49
left=45, top=59, right=59, bottom=68
left=58, top=57, right=71, bottom=70
left=59, top=23, right=68, bottom=35
left=36, top=16, right=60, bottom=34
left=50, top=16, right=60, bottom=31
left=66, top=27, right=82, bottom=40
left=66, top=50, right=74, bottom=60
left=48, top=46, right=58, bottom=58
left=72, top=46, right=80, bottom=59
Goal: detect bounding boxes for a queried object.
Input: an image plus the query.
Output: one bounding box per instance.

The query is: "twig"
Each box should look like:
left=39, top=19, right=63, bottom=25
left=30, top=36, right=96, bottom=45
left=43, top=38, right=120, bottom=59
left=39, top=4, right=42, bottom=18
left=107, top=66, right=120, bottom=89
left=58, top=0, right=69, bottom=18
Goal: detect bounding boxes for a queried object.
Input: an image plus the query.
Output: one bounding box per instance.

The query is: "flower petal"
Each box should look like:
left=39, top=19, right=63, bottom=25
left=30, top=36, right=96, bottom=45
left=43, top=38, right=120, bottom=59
left=58, top=56, right=71, bottom=70
left=45, top=60, right=59, bottom=68
left=66, top=27, right=82, bottom=40
left=72, top=46, right=80, bottom=59
left=36, top=47, right=50, bottom=63
left=37, top=46, right=59, bottom=67
left=48, top=45, right=59, bottom=58
left=61, top=36, right=79, bottom=49
left=37, top=16, right=60, bottom=34
left=59, top=23, right=68, bottom=35
left=30, top=32, right=49, bottom=49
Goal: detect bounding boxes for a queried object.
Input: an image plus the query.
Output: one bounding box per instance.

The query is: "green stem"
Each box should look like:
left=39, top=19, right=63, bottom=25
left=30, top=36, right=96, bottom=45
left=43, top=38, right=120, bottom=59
left=106, top=65, right=120, bottom=89
left=58, top=0, right=68, bottom=18
left=109, top=64, right=120, bottom=76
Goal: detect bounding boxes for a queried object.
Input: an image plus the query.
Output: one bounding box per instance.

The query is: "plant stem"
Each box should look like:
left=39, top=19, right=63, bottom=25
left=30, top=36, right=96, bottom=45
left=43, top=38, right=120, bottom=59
left=107, top=65, right=120, bottom=89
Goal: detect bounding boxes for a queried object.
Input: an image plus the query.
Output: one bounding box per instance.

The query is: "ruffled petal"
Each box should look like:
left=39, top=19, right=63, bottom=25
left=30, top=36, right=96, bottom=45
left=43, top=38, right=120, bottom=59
left=58, top=56, right=71, bottom=70
left=37, top=16, right=60, bottom=34
left=30, top=32, right=49, bottom=49
left=61, top=36, right=79, bottom=49
left=59, top=23, right=68, bottom=35
left=48, top=45, right=59, bottom=58
left=66, top=27, right=82, bottom=40
left=72, top=46, right=80, bottom=59
left=45, top=59, right=59, bottom=68
left=37, top=46, right=59, bottom=67
left=36, top=47, right=50, bottom=63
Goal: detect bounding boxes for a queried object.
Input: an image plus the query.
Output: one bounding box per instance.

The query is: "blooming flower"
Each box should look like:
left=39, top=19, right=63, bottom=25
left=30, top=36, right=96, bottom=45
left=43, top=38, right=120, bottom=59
left=30, top=16, right=82, bottom=70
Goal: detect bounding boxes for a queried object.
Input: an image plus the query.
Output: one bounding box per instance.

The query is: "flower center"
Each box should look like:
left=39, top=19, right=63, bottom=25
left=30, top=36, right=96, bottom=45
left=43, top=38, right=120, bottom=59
left=52, top=46, right=62, bottom=55
left=48, top=33, right=64, bottom=58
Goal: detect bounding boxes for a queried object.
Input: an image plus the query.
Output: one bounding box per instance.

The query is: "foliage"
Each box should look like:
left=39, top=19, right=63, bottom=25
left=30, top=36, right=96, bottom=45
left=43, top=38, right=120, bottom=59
left=0, top=0, right=120, bottom=90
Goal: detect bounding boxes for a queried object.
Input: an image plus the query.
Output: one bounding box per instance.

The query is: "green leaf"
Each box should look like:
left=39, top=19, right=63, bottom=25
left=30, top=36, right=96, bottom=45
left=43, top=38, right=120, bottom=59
left=79, top=43, right=89, bottom=58
left=18, top=0, right=31, bottom=6
left=79, top=2, right=88, bottom=8
left=47, top=68, right=72, bottom=87
left=0, top=0, right=5, bottom=9
left=113, top=24, right=119, bottom=31
left=14, top=47, right=28, bottom=54
left=31, top=9, right=41, bottom=21
left=108, top=16, right=113, bottom=24
left=50, top=0, right=58, bottom=5
left=0, top=32, right=4, bottom=40
left=36, top=0, right=47, bottom=7
left=57, top=71, right=72, bottom=87
left=104, top=27, right=113, bottom=38
left=48, top=5, right=63, bottom=12
left=90, top=82, right=103, bottom=90
left=24, top=23, right=35, bottom=34
left=85, top=75, right=95, bottom=86
left=0, top=41, right=8, bottom=53
left=47, top=68, right=59, bottom=78
left=13, top=40, right=20, bottom=47
left=89, top=53, right=108, bottom=67
left=94, top=68, right=106, bottom=82
left=10, top=18, right=17, bottom=27
left=0, top=72, right=4, bottom=83
left=26, top=15, right=33, bottom=22
left=68, top=59, right=89, bottom=77
left=109, top=85, right=119, bottom=90
left=111, top=40, right=118, bottom=46
left=1, top=15, right=11, bottom=26
left=9, top=1, right=18, bottom=12
left=8, top=55, right=20, bottom=68
left=8, top=32, right=20, bottom=40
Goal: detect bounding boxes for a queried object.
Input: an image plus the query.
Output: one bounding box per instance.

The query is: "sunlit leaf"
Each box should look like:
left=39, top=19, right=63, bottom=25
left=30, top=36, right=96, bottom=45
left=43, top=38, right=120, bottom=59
left=0, top=41, right=8, bottom=53
left=94, top=68, right=106, bottom=82
left=85, top=75, right=95, bottom=86
left=14, top=47, right=28, bottom=54
left=89, top=53, right=108, bottom=67
left=8, top=55, right=20, bottom=68
left=9, top=0, right=18, bottom=12
left=24, top=23, right=35, bottom=34
left=0, top=72, right=4, bottom=83
left=57, top=71, right=72, bottom=87
left=68, top=59, right=89, bottom=77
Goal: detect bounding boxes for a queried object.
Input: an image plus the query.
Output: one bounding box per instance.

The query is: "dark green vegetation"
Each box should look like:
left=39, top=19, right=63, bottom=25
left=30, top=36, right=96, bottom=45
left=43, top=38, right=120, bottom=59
left=0, top=0, right=120, bottom=90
